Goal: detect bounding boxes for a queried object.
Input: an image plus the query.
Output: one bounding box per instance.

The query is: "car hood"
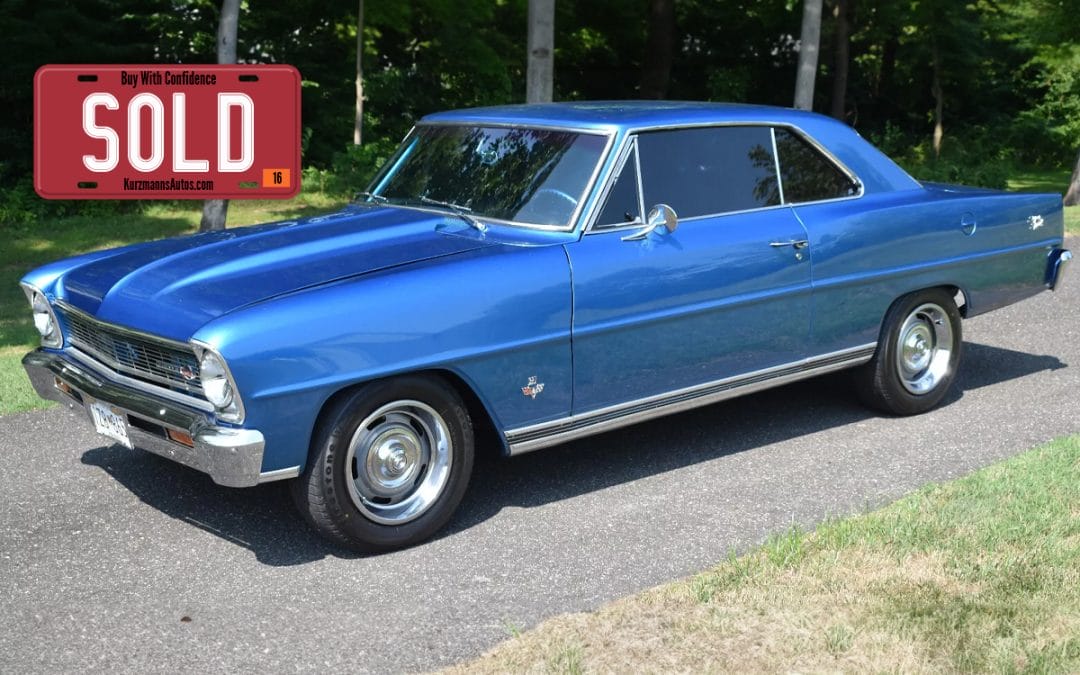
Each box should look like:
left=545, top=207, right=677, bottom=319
left=57, top=205, right=498, bottom=341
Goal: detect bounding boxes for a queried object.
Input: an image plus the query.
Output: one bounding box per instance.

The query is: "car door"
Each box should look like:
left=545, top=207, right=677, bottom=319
left=767, top=126, right=876, bottom=356
left=565, top=125, right=813, bottom=413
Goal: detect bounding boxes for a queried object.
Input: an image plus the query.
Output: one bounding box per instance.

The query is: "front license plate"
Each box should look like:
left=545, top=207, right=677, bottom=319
left=89, top=400, right=133, bottom=449
left=34, top=64, right=301, bottom=199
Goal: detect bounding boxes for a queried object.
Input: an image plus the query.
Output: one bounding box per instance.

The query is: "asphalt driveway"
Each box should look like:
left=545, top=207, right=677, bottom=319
left=2, top=264, right=1077, bottom=673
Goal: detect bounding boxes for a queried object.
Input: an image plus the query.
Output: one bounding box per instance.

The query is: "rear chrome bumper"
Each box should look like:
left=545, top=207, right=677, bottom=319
left=1048, top=248, right=1072, bottom=291
left=22, top=349, right=284, bottom=488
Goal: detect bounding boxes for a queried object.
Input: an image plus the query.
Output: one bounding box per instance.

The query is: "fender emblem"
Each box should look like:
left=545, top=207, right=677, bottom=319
left=1028, top=215, right=1044, bottom=230
left=521, top=376, right=545, bottom=399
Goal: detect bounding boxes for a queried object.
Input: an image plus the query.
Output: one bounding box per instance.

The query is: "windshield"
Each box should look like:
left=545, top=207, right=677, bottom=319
left=366, top=125, right=609, bottom=228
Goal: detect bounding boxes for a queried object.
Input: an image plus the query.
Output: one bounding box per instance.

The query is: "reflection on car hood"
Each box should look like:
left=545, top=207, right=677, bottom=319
left=58, top=205, right=498, bottom=341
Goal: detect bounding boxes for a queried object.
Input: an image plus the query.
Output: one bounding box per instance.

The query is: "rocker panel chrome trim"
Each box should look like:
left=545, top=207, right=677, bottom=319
left=258, top=466, right=301, bottom=483
left=505, top=343, right=877, bottom=455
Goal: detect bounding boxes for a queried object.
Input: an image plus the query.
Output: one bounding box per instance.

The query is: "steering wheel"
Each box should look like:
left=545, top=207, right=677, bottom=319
left=532, top=188, right=578, bottom=208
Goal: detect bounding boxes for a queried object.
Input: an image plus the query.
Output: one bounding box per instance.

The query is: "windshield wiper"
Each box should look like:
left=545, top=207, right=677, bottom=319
left=419, top=196, right=488, bottom=233
left=353, top=191, right=388, bottom=204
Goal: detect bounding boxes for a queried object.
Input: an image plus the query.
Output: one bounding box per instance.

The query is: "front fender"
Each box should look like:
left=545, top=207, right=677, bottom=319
left=192, top=244, right=572, bottom=472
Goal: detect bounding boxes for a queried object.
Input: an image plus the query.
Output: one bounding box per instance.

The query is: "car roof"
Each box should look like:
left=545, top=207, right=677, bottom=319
left=420, top=100, right=922, bottom=194
left=421, top=101, right=826, bottom=133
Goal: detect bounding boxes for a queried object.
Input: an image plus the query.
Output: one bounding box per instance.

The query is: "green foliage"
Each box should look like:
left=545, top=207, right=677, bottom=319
left=871, top=123, right=1012, bottom=189
left=0, top=0, right=169, bottom=181
left=0, top=179, right=148, bottom=225
left=324, top=139, right=398, bottom=196
left=2, top=0, right=1080, bottom=199
left=899, top=156, right=1010, bottom=191
left=1000, top=0, right=1080, bottom=156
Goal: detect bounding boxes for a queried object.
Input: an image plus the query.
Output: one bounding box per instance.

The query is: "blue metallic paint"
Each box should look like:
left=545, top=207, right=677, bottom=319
left=48, top=206, right=501, bottom=342
left=568, top=208, right=812, bottom=411
left=189, top=241, right=574, bottom=470
left=21, top=102, right=1068, bottom=476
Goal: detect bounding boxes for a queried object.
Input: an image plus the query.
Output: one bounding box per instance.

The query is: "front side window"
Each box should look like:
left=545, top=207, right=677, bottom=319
left=774, top=128, right=859, bottom=203
left=369, top=125, right=608, bottom=228
left=636, top=126, right=780, bottom=218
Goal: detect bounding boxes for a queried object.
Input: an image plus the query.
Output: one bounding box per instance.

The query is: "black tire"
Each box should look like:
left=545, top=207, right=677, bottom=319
left=854, top=288, right=963, bottom=415
left=291, top=375, right=474, bottom=553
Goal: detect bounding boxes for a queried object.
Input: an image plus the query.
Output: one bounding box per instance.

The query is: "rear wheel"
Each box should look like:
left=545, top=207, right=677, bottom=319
left=854, top=289, right=962, bottom=415
left=292, top=375, right=474, bottom=552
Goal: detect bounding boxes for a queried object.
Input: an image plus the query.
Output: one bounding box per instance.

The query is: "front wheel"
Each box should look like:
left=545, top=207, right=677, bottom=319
left=854, top=289, right=962, bottom=415
left=292, top=375, right=474, bottom=552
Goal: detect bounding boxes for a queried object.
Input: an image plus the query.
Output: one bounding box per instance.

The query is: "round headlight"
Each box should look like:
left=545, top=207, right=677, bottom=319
left=30, top=292, right=61, bottom=347
left=199, top=350, right=234, bottom=409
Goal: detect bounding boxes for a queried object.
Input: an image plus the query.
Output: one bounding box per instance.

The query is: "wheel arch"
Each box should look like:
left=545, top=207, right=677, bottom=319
left=946, top=284, right=970, bottom=318
left=308, top=368, right=508, bottom=468
left=855, top=283, right=964, bottom=415
left=878, top=283, right=968, bottom=333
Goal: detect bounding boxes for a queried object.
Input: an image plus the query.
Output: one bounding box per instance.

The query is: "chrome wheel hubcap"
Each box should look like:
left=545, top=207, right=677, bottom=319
left=895, top=302, right=954, bottom=395
left=345, top=400, right=452, bottom=525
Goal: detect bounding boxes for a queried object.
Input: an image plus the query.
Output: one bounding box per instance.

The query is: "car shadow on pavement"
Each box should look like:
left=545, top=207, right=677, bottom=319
left=441, top=341, right=1066, bottom=540
left=80, top=447, right=358, bottom=565
left=80, top=341, right=1064, bottom=565
left=952, top=341, right=1066, bottom=391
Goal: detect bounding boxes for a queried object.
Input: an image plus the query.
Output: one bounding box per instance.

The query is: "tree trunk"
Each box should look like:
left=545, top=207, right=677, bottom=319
left=199, top=0, right=240, bottom=233
left=526, top=0, right=554, bottom=103
left=1065, top=148, right=1080, bottom=206
left=829, top=0, right=850, bottom=121
left=639, top=0, right=675, bottom=100
left=931, top=42, right=944, bottom=159
left=876, top=35, right=897, bottom=98
left=793, top=0, right=823, bottom=111
left=353, top=0, right=363, bottom=145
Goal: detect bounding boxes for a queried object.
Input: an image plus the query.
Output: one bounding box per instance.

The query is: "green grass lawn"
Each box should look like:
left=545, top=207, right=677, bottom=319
left=0, top=192, right=345, bottom=414
left=1005, top=166, right=1071, bottom=194
left=449, top=435, right=1080, bottom=673
left=1005, top=167, right=1080, bottom=235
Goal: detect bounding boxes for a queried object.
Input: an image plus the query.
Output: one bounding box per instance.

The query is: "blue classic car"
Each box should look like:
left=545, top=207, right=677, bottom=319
left=21, top=102, right=1071, bottom=551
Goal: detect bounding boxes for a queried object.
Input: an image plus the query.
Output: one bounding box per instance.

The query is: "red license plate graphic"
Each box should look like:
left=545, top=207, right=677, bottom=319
left=34, top=64, right=301, bottom=199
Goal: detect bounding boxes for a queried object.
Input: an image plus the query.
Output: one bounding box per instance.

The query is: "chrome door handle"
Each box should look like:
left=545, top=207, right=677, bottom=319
left=770, top=239, right=809, bottom=249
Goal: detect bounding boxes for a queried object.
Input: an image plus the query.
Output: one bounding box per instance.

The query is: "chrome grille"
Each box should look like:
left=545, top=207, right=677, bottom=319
left=59, top=307, right=203, bottom=394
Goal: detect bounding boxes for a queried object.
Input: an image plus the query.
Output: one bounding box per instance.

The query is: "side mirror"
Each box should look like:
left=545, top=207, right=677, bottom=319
left=622, top=203, right=678, bottom=241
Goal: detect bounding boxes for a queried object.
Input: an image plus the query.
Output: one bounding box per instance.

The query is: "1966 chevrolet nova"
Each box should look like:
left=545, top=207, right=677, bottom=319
left=21, top=102, right=1071, bottom=551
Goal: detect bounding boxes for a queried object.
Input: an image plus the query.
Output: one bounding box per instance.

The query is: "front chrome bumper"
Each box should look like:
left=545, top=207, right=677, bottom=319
left=23, top=349, right=273, bottom=488
left=1048, top=247, right=1072, bottom=291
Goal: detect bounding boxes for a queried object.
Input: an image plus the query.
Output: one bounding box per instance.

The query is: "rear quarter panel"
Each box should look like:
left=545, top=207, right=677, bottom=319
left=794, top=187, right=1064, bottom=355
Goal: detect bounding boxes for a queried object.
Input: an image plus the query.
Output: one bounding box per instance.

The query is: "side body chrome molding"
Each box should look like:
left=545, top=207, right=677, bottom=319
left=504, top=343, right=877, bottom=455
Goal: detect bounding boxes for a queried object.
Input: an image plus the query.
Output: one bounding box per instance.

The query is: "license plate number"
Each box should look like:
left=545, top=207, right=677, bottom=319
left=89, top=400, right=132, bottom=449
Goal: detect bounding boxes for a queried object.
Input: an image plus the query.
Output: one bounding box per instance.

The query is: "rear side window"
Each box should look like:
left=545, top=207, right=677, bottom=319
left=637, top=126, right=780, bottom=218
left=774, top=128, right=859, bottom=203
